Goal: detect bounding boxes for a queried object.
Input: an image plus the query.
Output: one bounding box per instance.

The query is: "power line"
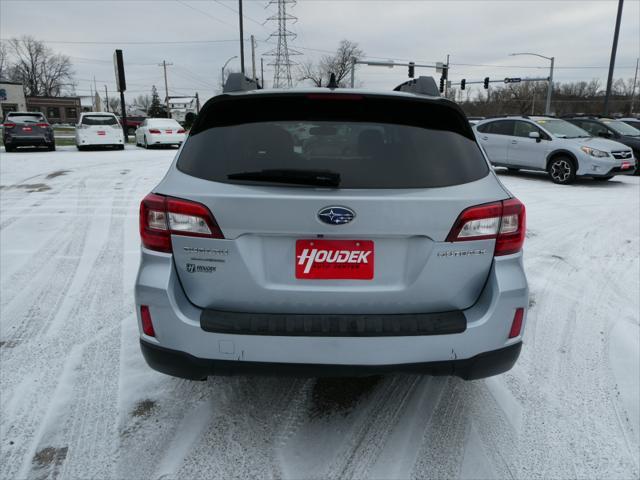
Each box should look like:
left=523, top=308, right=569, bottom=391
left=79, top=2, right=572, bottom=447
left=1, top=38, right=239, bottom=45
left=211, top=0, right=267, bottom=28
left=174, top=0, right=237, bottom=29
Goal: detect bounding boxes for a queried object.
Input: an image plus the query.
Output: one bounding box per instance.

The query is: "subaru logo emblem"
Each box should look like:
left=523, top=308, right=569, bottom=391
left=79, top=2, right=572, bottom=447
left=317, top=206, right=355, bottom=225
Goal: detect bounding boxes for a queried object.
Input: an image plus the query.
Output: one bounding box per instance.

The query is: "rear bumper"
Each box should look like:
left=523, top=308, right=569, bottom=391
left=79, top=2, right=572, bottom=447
left=4, top=135, right=52, bottom=146
left=77, top=134, right=123, bottom=146
left=140, top=338, right=522, bottom=380
left=135, top=249, right=528, bottom=379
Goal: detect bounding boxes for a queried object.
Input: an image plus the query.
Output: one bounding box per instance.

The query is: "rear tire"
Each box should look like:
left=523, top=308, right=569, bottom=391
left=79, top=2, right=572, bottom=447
left=548, top=157, right=576, bottom=185
left=48, top=143, right=56, bottom=151
left=4, top=144, right=15, bottom=152
left=143, top=136, right=149, bottom=149
left=117, top=144, right=125, bottom=150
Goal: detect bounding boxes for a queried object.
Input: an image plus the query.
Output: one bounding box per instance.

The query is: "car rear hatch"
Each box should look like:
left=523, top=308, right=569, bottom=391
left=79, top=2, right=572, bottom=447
left=149, top=92, right=515, bottom=314
left=79, top=115, right=120, bottom=139
left=4, top=114, right=49, bottom=139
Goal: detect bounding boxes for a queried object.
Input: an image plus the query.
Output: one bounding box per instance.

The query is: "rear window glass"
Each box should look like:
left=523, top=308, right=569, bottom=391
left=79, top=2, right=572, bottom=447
left=7, top=114, right=44, bottom=123
left=82, top=115, right=118, bottom=126
left=149, top=120, right=181, bottom=128
left=178, top=95, right=488, bottom=189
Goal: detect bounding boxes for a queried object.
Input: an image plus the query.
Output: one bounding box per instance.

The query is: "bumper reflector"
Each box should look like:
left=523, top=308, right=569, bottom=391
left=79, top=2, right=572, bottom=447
left=140, top=305, right=156, bottom=337
left=509, top=308, right=524, bottom=338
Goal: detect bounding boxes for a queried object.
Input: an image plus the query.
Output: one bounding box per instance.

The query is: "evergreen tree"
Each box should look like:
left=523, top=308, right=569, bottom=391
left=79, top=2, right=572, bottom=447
left=147, top=85, right=166, bottom=117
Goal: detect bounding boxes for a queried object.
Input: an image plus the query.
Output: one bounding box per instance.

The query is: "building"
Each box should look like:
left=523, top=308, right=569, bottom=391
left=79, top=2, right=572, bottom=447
left=26, top=96, right=82, bottom=124
left=166, top=96, right=197, bottom=124
left=0, top=79, right=27, bottom=119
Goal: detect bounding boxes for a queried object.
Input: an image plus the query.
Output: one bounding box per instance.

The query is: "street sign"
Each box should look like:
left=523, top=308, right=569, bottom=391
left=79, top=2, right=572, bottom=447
left=113, top=50, right=126, bottom=92
left=504, top=77, right=522, bottom=84
left=435, top=62, right=444, bottom=73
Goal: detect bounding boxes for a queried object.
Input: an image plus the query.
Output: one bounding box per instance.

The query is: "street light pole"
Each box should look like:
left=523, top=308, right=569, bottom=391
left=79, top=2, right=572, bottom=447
left=510, top=52, right=554, bottom=115
left=221, top=55, right=238, bottom=89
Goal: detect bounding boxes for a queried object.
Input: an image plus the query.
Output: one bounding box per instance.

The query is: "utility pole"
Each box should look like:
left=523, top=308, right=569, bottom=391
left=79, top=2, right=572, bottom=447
left=629, top=57, right=639, bottom=115
left=444, top=54, right=450, bottom=97
left=195, top=92, right=200, bottom=114
left=238, top=0, right=245, bottom=74
left=251, top=35, right=257, bottom=82
left=604, top=0, right=624, bottom=115
left=104, top=85, right=109, bottom=112
left=261, top=57, right=265, bottom=88
left=159, top=60, right=173, bottom=118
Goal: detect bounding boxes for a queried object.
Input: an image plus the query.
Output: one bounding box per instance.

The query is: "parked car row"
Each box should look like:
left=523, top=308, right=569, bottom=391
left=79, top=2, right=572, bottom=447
left=2, top=112, right=186, bottom=151
left=474, top=115, right=638, bottom=184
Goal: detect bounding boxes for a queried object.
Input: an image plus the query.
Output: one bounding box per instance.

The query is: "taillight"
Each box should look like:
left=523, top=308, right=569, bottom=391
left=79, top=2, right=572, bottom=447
left=3, top=123, right=16, bottom=129
left=446, top=198, right=526, bottom=256
left=177, top=129, right=186, bottom=134
left=36, top=123, right=50, bottom=128
left=139, top=193, right=224, bottom=253
left=149, top=129, right=161, bottom=134
left=140, top=305, right=156, bottom=337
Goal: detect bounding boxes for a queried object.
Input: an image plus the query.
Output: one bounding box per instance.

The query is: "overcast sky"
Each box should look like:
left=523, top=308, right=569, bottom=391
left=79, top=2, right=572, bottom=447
left=1, top=0, right=639, bottom=103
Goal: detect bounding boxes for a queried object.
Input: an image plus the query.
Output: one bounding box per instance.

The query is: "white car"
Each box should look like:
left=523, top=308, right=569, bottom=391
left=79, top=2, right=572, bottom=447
left=76, top=112, right=125, bottom=150
left=135, top=118, right=186, bottom=149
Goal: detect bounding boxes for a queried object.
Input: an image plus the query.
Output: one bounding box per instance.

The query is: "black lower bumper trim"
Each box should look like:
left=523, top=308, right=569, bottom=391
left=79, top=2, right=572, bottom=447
left=200, top=309, right=466, bottom=337
left=140, top=340, right=522, bottom=381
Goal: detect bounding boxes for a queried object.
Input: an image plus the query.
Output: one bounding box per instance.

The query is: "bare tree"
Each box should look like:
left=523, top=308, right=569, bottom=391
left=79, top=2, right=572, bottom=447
left=298, top=40, right=364, bottom=87
left=133, top=94, right=152, bottom=112
left=109, top=97, right=121, bottom=114
left=6, top=36, right=75, bottom=96
left=0, top=42, right=8, bottom=79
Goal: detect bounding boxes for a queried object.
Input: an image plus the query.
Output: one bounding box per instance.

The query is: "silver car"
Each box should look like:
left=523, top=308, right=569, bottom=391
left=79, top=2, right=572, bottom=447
left=135, top=88, right=528, bottom=380
left=474, top=116, right=636, bottom=184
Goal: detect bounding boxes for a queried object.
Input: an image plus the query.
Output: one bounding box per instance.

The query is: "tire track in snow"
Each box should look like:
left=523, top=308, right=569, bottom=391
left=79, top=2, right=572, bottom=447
left=21, top=175, right=141, bottom=480
left=172, top=377, right=311, bottom=480
left=1, top=174, right=140, bottom=480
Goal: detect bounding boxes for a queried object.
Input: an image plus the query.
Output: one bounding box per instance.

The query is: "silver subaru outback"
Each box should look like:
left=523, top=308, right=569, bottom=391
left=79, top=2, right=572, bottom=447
left=135, top=84, right=528, bottom=380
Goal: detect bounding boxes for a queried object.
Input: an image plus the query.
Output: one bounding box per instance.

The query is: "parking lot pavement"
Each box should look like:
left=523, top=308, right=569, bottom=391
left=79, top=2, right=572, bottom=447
left=1, top=147, right=638, bottom=479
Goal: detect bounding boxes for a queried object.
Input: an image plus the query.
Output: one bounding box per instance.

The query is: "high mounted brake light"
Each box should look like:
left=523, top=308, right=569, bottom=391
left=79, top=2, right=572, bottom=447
left=446, top=198, right=526, bottom=256
left=139, top=193, right=224, bottom=253
left=305, top=94, right=364, bottom=101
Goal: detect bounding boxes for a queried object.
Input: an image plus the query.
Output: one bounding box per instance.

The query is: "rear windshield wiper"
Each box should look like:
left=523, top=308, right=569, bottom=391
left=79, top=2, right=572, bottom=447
left=227, top=169, right=341, bottom=187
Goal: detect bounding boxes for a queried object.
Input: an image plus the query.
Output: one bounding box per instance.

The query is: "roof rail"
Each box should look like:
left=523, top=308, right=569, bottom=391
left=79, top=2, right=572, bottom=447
left=223, top=73, right=261, bottom=93
left=485, top=114, right=531, bottom=119
left=393, top=76, right=440, bottom=97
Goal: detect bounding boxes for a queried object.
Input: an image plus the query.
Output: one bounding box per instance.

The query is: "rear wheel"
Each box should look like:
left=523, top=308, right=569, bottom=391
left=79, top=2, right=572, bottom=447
left=4, top=144, right=15, bottom=153
left=117, top=144, right=125, bottom=150
left=548, top=157, right=576, bottom=185
left=48, top=143, right=56, bottom=151
left=143, top=136, right=149, bottom=149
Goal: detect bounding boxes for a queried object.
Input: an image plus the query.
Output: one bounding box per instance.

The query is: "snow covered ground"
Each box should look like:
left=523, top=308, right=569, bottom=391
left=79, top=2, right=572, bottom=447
left=1, top=145, right=638, bottom=480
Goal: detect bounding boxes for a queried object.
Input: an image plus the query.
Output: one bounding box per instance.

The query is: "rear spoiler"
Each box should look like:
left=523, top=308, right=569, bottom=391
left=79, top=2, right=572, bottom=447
left=393, top=76, right=440, bottom=97
left=223, top=73, right=262, bottom=93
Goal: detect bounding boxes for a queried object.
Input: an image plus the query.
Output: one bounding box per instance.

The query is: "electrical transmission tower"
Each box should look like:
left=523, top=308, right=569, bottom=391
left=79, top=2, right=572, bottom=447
left=265, top=0, right=301, bottom=88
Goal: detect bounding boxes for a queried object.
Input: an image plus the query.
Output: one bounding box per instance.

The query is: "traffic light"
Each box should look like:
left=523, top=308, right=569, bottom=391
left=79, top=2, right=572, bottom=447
left=483, top=77, right=490, bottom=89
left=460, top=79, right=466, bottom=90
left=439, top=75, right=445, bottom=93
left=408, top=62, right=415, bottom=78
